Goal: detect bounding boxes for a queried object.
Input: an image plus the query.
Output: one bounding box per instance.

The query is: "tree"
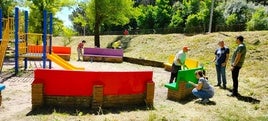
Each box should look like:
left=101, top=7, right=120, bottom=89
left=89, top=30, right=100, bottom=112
left=70, top=7, right=91, bottom=36
left=154, top=0, right=173, bottom=28
left=25, top=0, right=75, bottom=33
left=213, top=1, right=226, bottom=31
left=169, top=0, right=202, bottom=31
left=169, top=10, right=184, bottom=32
left=52, top=18, right=64, bottom=36
left=246, top=7, right=268, bottom=30
left=169, top=1, right=187, bottom=31
left=198, top=0, right=212, bottom=32
left=137, top=5, right=157, bottom=29
left=61, top=27, right=77, bottom=46
left=75, top=0, right=140, bottom=47
left=223, top=0, right=251, bottom=31
left=185, top=14, right=200, bottom=33
left=0, top=0, right=17, bottom=17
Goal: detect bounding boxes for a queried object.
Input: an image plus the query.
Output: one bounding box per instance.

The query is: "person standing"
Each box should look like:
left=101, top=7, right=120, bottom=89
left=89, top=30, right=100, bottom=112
left=77, top=40, right=86, bottom=61
left=213, top=40, right=229, bottom=89
left=123, top=29, right=129, bottom=35
left=189, top=70, right=214, bottom=104
left=169, top=46, right=190, bottom=83
left=228, top=36, right=247, bottom=97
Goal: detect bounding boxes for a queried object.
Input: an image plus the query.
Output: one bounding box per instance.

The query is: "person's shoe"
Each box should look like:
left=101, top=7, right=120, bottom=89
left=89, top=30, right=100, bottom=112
left=214, top=84, right=221, bottom=87
left=222, top=85, right=226, bottom=89
left=227, top=93, right=238, bottom=97
left=201, top=99, right=210, bottom=104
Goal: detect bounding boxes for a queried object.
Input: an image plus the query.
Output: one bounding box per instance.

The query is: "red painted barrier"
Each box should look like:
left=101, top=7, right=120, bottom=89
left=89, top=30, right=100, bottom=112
left=27, top=45, right=71, bottom=55
left=52, top=46, right=71, bottom=54
left=33, top=69, right=153, bottom=96
left=27, top=45, right=71, bottom=60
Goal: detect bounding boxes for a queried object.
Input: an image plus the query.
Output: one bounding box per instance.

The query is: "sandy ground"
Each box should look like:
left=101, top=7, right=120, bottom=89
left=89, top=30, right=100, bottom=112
left=0, top=61, right=170, bottom=121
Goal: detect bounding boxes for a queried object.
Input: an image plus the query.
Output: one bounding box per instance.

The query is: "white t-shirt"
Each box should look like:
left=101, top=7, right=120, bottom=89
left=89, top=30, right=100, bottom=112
left=173, top=50, right=186, bottom=66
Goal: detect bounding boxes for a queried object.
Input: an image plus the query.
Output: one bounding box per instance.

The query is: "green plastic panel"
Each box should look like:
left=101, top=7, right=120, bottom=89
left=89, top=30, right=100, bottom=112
left=165, top=67, right=204, bottom=90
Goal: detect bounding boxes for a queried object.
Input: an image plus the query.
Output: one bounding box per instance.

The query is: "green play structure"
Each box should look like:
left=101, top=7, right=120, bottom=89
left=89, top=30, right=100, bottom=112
left=165, top=66, right=204, bottom=101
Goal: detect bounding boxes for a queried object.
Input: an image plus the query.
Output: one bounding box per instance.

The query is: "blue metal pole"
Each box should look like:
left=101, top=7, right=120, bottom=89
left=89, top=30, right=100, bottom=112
left=42, top=10, right=47, bottom=69
left=15, top=7, right=19, bottom=74
left=0, top=9, right=2, bottom=42
left=24, top=10, right=29, bottom=70
left=49, top=13, right=53, bottom=69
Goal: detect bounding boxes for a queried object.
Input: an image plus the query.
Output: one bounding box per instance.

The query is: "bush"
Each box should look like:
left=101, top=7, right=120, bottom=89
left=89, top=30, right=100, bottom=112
left=246, top=7, right=268, bottom=31
left=185, top=14, right=203, bottom=33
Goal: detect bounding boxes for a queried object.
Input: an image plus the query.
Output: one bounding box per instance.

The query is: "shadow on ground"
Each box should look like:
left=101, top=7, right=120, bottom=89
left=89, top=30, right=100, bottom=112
left=236, top=94, right=261, bottom=104
left=194, top=100, right=217, bottom=105
left=225, top=87, right=260, bottom=104
left=26, top=104, right=154, bottom=116
left=166, top=94, right=199, bottom=105
left=177, top=95, right=217, bottom=105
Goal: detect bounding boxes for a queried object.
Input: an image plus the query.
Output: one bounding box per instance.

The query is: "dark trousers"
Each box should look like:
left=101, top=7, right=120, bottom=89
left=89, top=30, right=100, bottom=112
left=169, top=63, right=181, bottom=83
left=231, top=66, right=241, bottom=94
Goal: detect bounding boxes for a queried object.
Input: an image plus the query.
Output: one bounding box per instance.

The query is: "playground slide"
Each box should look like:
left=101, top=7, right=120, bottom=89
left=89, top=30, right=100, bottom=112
left=47, top=53, right=84, bottom=70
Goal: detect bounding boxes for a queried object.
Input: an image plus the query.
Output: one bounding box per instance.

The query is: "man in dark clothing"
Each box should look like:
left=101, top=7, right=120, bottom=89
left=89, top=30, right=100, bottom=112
left=228, top=36, right=247, bottom=97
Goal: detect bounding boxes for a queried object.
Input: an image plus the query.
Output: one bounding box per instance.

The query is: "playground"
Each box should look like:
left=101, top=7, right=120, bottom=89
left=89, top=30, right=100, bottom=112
left=0, top=7, right=268, bottom=121
left=0, top=31, right=268, bottom=120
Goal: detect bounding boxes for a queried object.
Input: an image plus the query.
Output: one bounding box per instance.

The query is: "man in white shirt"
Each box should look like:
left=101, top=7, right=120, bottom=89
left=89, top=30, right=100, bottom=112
left=169, top=46, right=190, bottom=83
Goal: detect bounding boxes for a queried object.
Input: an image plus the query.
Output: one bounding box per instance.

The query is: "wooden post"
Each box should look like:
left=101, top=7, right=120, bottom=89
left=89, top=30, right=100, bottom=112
left=145, top=82, right=155, bottom=107
left=32, top=84, right=43, bottom=109
left=92, top=85, right=103, bottom=109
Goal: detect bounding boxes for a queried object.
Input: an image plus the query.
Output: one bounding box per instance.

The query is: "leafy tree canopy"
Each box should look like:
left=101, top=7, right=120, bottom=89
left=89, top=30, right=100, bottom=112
left=74, top=0, right=140, bottom=47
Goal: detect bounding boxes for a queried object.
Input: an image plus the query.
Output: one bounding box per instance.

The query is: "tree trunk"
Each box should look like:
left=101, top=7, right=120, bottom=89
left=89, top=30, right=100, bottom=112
left=94, top=0, right=100, bottom=48
left=94, top=21, right=100, bottom=48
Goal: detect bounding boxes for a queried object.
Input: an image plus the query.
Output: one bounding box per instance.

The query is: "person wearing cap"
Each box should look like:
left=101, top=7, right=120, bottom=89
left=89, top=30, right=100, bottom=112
left=77, top=40, right=86, bottom=61
left=228, top=35, right=247, bottom=97
left=169, top=46, right=190, bottom=83
left=213, top=40, right=229, bottom=89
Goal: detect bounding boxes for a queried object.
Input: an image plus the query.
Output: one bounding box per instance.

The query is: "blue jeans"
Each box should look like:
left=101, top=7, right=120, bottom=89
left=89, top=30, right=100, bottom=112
left=192, top=88, right=213, bottom=99
left=215, top=64, right=226, bottom=86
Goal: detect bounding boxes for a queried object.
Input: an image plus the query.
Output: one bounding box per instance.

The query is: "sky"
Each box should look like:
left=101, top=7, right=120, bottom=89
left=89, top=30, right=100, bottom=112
left=56, top=0, right=86, bottom=27
left=55, top=7, right=74, bottom=27
left=18, top=0, right=86, bottom=28
left=18, top=6, right=74, bottom=27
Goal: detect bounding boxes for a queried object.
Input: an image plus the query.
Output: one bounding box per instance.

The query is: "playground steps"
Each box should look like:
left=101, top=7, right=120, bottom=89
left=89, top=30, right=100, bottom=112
left=5, top=46, right=15, bottom=57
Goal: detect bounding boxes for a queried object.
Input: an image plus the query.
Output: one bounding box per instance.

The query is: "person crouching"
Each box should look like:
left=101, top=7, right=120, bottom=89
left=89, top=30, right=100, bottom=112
left=189, top=70, right=214, bottom=104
